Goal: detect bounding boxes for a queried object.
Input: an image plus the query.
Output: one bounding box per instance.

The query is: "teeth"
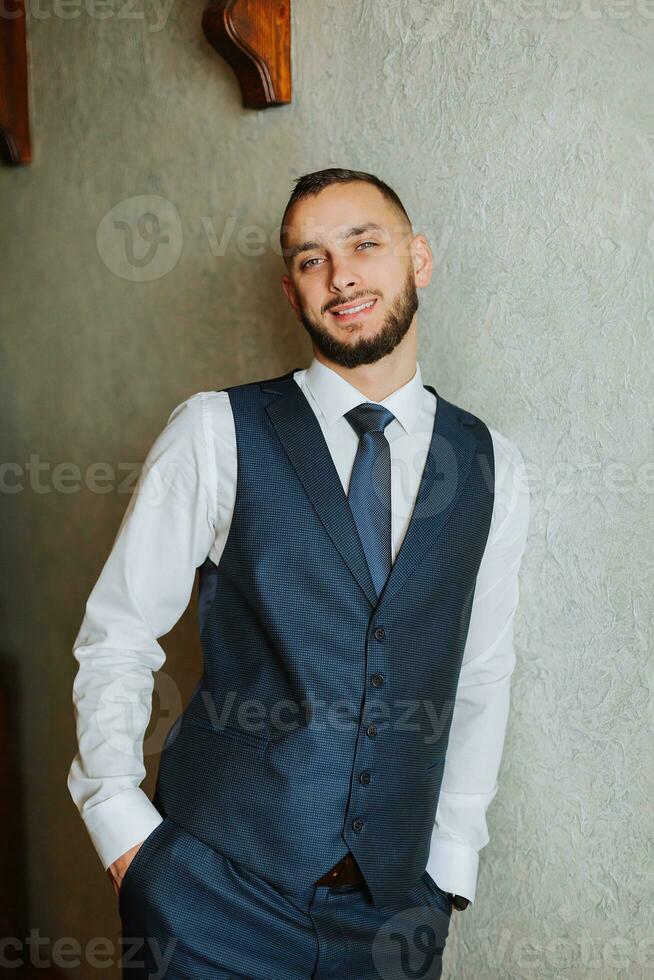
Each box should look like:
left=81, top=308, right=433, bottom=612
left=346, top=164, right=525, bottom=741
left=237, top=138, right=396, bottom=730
left=334, top=300, right=375, bottom=316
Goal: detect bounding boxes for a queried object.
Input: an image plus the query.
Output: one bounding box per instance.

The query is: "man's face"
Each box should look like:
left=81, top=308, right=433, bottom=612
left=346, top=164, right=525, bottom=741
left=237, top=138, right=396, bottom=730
left=281, top=182, right=431, bottom=369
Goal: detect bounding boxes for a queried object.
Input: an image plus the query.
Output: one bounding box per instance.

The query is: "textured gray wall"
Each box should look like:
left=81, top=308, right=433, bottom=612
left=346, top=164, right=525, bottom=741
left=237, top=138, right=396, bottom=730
left=1, top=1, right=652, bottom=977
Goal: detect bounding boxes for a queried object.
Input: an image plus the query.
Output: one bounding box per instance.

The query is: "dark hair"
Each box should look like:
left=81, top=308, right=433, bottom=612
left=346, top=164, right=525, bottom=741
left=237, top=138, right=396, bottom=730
left=279, top=167, right=413, bottom=261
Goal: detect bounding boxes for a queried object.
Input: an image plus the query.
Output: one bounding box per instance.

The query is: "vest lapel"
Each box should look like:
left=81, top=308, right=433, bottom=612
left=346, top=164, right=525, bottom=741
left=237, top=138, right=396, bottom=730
left=376, top=386, right=478, bottom=614
left=263, top=375, right=478, bottom=615
left=264, top=375, right=378, bottom=607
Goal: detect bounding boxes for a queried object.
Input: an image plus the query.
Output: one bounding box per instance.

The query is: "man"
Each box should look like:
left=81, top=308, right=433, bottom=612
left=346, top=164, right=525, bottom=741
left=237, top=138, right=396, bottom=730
left=68, top=168, right=529, bottom=979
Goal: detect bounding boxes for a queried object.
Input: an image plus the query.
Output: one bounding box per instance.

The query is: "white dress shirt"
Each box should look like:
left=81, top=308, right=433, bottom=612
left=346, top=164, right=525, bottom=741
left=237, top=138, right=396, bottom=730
left=68, top=357, right=530, bottom=904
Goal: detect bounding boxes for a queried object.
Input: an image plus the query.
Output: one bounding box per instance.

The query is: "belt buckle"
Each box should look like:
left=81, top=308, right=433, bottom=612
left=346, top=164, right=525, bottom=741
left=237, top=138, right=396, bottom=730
left=331, top=862, right=350, bottom=886
left=316, top=853, right=357, bottom=888
left=332, top=854, right=362, bottom=889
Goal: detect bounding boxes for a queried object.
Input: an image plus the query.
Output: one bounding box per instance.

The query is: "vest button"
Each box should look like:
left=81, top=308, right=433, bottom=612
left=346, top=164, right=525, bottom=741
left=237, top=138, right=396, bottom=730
left=366, top=723, right=378, bottom=737
left=352, top=818, right=364, bottom=832
left=374, top=627, right=386, bottom=641
left=359, top=771, right=371, bottom=784
left=371, top=673, right=384, bottom=687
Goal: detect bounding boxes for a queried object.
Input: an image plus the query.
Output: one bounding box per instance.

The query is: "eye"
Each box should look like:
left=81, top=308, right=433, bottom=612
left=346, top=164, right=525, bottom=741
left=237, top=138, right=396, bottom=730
left=300, top=241, right=378, bottom=271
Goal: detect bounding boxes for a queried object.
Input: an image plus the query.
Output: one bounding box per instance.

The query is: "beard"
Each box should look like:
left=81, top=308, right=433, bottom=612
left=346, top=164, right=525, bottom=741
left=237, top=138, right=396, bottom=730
left=297, top=264, right=419, bottom=369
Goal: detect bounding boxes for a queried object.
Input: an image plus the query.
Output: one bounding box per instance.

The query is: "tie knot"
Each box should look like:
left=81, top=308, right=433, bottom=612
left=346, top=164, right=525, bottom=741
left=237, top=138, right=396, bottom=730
left=344, top=403, right=395, bottom=437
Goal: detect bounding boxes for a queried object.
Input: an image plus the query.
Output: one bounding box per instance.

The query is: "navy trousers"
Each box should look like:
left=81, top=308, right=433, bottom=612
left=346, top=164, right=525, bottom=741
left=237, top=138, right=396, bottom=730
left=119, top=816, right=452, bottom=979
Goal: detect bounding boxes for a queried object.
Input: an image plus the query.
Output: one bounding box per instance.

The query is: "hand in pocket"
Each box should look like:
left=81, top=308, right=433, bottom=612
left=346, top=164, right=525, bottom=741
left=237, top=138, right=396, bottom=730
left=108, top=839, right=146, bottom=897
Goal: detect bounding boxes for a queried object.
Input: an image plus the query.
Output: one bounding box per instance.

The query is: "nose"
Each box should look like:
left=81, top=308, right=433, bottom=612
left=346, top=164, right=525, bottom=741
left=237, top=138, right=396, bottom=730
left=329, top=252, right=360, bottom=295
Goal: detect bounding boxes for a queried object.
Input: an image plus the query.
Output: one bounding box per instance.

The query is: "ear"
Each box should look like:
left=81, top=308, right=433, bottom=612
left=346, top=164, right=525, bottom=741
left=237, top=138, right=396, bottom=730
left=281, top=274, right=302, bottom=317
left=410, top=234, right=433, bottom=288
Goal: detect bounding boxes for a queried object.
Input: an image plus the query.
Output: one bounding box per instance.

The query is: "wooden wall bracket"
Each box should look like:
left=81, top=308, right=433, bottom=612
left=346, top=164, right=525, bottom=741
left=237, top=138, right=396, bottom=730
left=202, top=0, right=291, bottom=109
left=0, top=0, right=31, bottom=165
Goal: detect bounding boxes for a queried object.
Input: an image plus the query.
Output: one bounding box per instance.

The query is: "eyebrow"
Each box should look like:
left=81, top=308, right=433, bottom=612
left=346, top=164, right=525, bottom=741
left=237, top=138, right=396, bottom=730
left=286, top=222, right=386, bottom=264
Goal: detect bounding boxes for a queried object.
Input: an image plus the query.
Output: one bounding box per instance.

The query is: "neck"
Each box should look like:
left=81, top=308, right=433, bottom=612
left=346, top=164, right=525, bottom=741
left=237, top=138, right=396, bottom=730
left=313, top=324, right=418, bottom=402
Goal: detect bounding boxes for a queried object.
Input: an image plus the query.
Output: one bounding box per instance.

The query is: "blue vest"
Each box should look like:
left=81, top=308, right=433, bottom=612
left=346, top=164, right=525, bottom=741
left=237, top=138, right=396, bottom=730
left=153, top=368, right=495, bottom=910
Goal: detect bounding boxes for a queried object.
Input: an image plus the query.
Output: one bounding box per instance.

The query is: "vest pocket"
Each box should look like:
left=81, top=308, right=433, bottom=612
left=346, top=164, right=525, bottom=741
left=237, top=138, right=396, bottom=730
left=186, top=712, right=270, bottom=750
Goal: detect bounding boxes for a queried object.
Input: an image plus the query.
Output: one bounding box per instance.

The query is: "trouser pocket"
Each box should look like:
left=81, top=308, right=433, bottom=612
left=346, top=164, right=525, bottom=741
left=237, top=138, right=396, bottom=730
left=420, top=872, right=453, bottom=916
left=118, top=817, right=169, bottom=914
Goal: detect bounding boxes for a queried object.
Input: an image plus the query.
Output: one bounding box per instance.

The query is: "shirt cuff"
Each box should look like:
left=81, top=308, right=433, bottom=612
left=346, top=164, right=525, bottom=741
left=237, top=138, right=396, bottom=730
left=80, top=787, right=164, bottom=871
left=425, top=837, right=479, bottom=905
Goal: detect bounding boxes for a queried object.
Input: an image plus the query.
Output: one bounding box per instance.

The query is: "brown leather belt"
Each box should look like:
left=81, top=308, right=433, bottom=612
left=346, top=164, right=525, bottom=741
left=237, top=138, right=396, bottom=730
left=315, top=852, right=366, bottom=888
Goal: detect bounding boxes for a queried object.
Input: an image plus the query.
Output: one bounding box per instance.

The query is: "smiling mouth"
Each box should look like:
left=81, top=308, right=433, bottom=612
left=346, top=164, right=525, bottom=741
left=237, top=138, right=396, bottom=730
left=329, top=299, right=378, bottom=322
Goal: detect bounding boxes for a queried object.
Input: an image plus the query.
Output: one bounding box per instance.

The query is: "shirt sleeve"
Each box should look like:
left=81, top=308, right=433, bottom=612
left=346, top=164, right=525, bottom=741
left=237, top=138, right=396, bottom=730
left=425, top=427, right=530, bottom=904
left=66, top=391, right=218, bottom=871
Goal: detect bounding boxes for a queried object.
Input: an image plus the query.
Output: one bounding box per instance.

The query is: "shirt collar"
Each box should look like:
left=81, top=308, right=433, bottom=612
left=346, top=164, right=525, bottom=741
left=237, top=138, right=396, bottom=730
left=303, top=356, right=426, bottom=434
